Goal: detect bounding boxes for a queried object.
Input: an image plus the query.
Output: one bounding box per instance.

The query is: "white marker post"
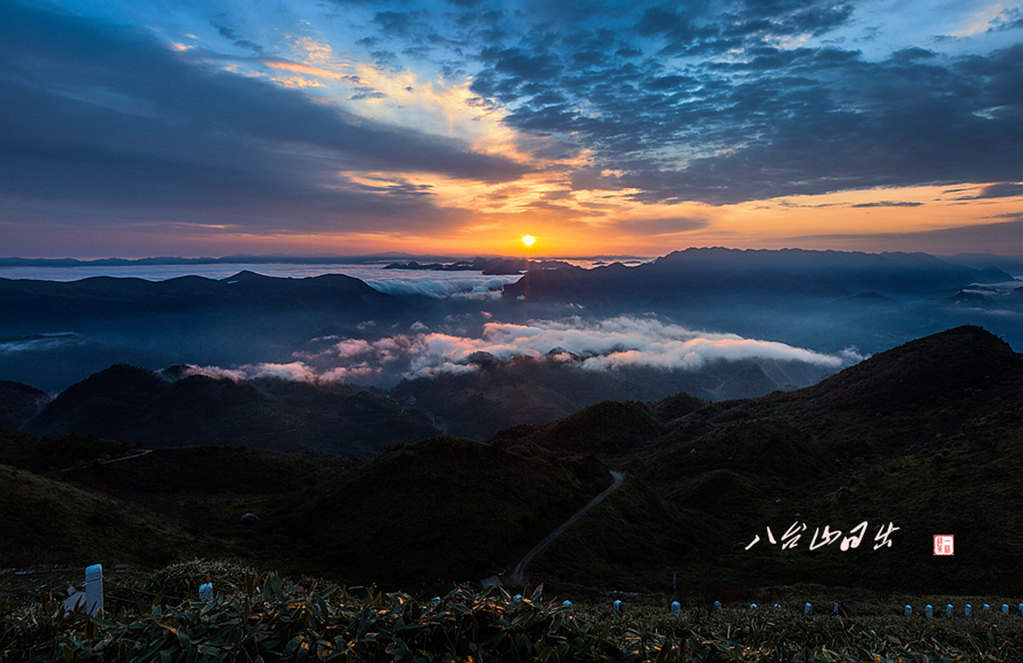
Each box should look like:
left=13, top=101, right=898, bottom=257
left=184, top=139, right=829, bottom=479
left=84, top=564, right=103, bottom=615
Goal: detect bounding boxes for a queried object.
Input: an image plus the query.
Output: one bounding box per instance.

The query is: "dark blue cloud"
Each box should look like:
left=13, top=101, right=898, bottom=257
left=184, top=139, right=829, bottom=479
left=0, top=2, right=526, bottom=232
left=795, top=219, right=1023, bottom=253
left=213, top=22, right=263, bottom=53
left=957, top=182, right=1023, bottom=200
left=851, top=202, right=925, bottom=208
left=458, top=2, right=1023, bottom=205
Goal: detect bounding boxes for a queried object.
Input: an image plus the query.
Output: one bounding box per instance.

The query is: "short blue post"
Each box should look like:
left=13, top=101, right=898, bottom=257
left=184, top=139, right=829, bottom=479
left=562, top=600, right=572, bottom=609
left=199, top=583, right=213, bottom=601
left=671, top=601, right=681, bottom=614
left=925, top=604, right=933, bottom=618
left=804, top=602, right=812, bottom=615
left=1003, top=604, right=1009, bottom=614
left=750, top=603, right=758, bottom=610
left=85, top=564, right=103, bottom=616
left=904, top=604, right=912, bottom=617
left=946, top=604, right=954, bottom=617
left=613, top=599, right=622, bottom=614
left=983, top=603, right=990, bottom=612
left=833, top=602, right=840, bottom=615
left=965, top=604, right=972, bottom=617
left=713, top=600, right=722, bottom=610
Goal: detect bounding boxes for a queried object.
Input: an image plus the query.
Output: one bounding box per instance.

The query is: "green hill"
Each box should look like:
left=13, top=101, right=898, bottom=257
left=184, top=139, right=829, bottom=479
left=0, top=462, right=195, bottom=567
left=0, top=429, right=613, bottom=591
left=494, top=326, right=1023, bottom=594
left=0, top=426, right=135, bottom=472
left=283, top=436, right=612, bottom=588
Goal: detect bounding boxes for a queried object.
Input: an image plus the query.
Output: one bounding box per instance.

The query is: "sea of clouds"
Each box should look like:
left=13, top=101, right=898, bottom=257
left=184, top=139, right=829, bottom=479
left=180, top=315, right=863, bottom=386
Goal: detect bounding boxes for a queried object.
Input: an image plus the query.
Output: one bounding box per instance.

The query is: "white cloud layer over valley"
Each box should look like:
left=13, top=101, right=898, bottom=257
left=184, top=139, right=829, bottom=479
left=179, top=316, right=862, bottom=386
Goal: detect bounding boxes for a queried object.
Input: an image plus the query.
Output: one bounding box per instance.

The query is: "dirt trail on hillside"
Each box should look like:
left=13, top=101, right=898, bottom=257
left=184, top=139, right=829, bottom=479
left=507, top=469, right=624, bottom=587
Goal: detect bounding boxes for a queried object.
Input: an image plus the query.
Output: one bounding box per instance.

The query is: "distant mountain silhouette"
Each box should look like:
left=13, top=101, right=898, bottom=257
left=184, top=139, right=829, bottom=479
left=0, top=271, right=408, bottom=323
left=502, top=248, right=1013, bottom=304
left=25, top=364, right=439, bottom=457
left=383, top=256, right=582, bottom=275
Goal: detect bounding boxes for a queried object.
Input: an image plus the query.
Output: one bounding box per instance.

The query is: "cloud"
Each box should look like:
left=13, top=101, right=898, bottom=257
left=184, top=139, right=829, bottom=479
left=10, top=0, right=1021, bottom=251
left=0, top=333, right=81, bottom=354
left=298, top=315, right=853, bottom=381
left=360, top=272, right=519, bottom=298
left=617, top=217, right=709, bottom=235
left=180, top=364, right=247, bottom=381
left=181, top=315, right=854, bottom=387
left=178, top=360, right=379, bottom=384
left=956, top=182, right=1023, bottom=200
left=212, top=22, right=263, bottom=53
left=988, top=7, right=1023, bottom=32
left=794, top=219, right=1023, bottom=254
left=462, top=3, right=1023, bottom=206
left=850, top=201, right=925, bottom=208
left=0, top=2, right=527, bottom=234
left=182, top=315, right=847, bottom=388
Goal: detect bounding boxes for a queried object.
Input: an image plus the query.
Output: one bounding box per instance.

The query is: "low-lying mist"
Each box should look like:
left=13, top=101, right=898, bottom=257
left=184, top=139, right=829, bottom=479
left=181, top=314, right=864, bottom=389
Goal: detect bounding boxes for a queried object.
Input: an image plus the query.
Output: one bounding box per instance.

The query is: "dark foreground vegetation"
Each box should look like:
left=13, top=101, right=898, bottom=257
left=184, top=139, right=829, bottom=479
left=4, top=561, right=1023, bottom=661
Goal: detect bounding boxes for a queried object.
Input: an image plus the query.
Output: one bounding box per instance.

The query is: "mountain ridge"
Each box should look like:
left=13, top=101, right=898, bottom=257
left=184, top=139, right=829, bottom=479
left=3, top=325, right=1023, bottom=594
left=25, top=364, right=440, bottom=457
left=503, top=247, right=1014, bottom=304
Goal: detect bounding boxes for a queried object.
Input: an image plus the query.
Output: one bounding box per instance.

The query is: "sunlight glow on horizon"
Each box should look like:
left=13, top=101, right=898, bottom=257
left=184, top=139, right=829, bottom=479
left=3, top=0, right=1022, bottom=258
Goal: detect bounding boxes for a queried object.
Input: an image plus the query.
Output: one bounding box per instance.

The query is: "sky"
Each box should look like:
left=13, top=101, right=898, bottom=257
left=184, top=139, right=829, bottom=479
left=2, top=0, right=1023, bottom=258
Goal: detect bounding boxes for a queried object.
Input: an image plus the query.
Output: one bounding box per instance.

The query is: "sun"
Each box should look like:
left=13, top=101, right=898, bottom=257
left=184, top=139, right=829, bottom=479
left=520, top=234, right=537, bottom=247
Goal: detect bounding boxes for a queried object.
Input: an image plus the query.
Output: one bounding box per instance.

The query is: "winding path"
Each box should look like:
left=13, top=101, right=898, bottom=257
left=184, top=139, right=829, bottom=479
left=58, top=448, right=152, bottom=472
left=507, top=470, right=624, bottom=587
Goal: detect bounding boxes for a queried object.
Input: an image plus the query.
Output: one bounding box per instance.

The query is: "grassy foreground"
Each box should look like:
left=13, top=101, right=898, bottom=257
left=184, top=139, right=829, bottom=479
left=4, top=562, right=1023, bottom=661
